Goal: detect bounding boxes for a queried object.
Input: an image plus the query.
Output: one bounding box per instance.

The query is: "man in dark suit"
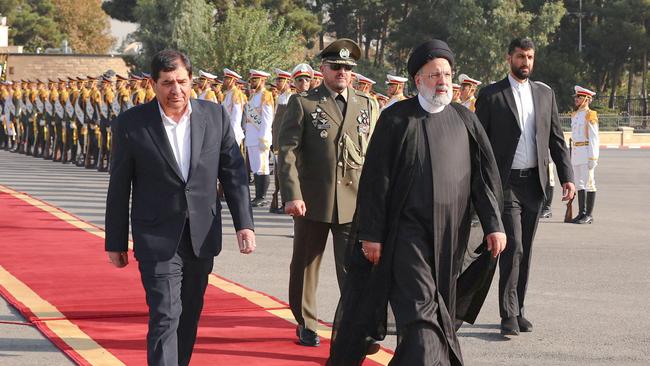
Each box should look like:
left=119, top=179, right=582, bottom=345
left=475, top=38, right=575, bottom=336
left=105, top=50, right=255, bottom=366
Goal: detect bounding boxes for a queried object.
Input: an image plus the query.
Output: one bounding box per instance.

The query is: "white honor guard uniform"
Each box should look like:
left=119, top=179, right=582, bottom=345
left=244, top=69, right=274, bottom=175
left=274, top=68, right=293, bottom=106
left=383, top=74, right=408, bottom=110
left=458, top=73, right=482, bottom=112
left=571, top=85, right=599, bottom=192
left=197, top=70, right=219, bottom=103
left=355, top=73, right=375, bottom=86
left=222, top=68, right=246, bottom=146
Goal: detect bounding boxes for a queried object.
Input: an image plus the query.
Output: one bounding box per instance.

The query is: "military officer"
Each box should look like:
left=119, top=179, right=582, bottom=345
left=11, top=80, right=25, bottom=153
left=571, top=85, right=599, bottom=224
left=275, top=68, right=293, bottom=106
left=33, top=80, right=48, bottom=157
left=383, top=74, right=408, bottom=110
left=42, top=79, right=59, bottom=160
left=352, top=73, right=381, bottom=132
left=4, top=81, right=17, bottom=151
left=142, top=73, right=156, bottom=103
left=269, top=67, right=298, bottom=213
left=458, top=73, right=481, bottom=112
left=197, top=70, right=219, bottom=103
left=354, top=73, right=376, bottom=94
left=212, top=78, right=224, bottom=103
left=77, top=76, right=93, bottom=166
left=277, top=38, right=376, bottom=347
left=375, top=92, right=389, bottom=109
left=310, top=70, right=323, bottom=90
left=25, top=79, right=38, bottom=155
left=52, top=78, right=70, bottom=162
left=115, top=75, right=131, bottom=114
left=452, top=82, right=461, bottom=103
left=66, top=76, right=83, bottom=164
left=221, top=68, right=246, bottom=148
left=97, top=74, right=117, bottom=172
left=245, top=69, right=274, bottom=207
left=0, top=82, right=9, bottom=150
left=130, top=74, right=146, bottom=106
left=84, top=75, right=102, bottom=168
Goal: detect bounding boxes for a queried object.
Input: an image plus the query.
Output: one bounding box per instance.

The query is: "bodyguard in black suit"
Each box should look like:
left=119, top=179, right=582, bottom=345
left=105, top=50, right=255, bottom=366
left=475, top=38, right=575, bottom=336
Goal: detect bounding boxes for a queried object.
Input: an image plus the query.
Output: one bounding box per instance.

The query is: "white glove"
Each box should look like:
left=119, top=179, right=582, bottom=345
left=259, top=138, right=270, bottom=151
left=588, top=160, right=597, bottom=170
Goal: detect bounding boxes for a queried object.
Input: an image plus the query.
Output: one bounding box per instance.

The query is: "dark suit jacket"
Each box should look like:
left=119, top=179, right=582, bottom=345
left=475, top=77, right=573, bottom=195
left=105, top=99, right=254, bottom=261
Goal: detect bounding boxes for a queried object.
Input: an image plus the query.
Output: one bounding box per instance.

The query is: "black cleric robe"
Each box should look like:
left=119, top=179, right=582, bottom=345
left=328, top=97, right=504, bottom=365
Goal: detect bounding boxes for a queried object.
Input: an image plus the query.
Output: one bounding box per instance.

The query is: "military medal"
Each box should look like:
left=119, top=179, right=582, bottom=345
left=320, top=130, right=328, bottom=138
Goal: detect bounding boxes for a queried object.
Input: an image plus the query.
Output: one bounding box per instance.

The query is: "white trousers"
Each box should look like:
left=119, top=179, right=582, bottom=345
left=573, top=163, right=596, bottom=191
left=247, top=146, right=270, bottom=175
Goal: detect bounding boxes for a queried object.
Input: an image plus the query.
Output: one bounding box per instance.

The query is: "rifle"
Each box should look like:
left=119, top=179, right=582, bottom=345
left=564, top=137, right=573, bottom=223
left=564, top=197, right=574, bottom=223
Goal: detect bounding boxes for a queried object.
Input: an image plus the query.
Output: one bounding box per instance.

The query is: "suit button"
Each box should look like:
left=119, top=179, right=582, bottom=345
left=339, top=142, right=343, bottom=146
left=337, top=162, right=343, bottom=167
left=337, top=180, right=341, bottom=184
left=185, top=188, right=190, bottom=193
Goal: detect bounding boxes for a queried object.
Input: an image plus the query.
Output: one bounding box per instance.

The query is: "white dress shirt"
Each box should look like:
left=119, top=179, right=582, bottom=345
left=508, top=74, right=538, bottom=169
left=159, top=102, right=192, bottom=181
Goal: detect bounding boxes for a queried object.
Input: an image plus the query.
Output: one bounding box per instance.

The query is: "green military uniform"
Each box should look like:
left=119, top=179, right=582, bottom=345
left=277, top=38, right=376, bottom=342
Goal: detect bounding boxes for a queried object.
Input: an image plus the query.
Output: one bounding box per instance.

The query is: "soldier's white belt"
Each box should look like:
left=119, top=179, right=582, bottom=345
left=574, top=141, right=590, bottom=147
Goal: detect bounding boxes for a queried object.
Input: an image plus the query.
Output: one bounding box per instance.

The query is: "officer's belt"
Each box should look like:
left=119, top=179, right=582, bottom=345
left=574, top=141, right=589, bottom=147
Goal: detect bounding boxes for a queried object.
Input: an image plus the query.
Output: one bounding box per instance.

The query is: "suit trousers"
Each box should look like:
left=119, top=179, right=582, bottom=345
left=498, top=170, right=544, bottom=319
left=138, top=220, right=214, bottom=366
left=289, top=216, right=351, bottom=332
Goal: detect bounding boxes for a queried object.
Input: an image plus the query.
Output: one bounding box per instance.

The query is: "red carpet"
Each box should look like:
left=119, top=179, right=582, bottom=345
left=0, top=187, right=392, bottom=365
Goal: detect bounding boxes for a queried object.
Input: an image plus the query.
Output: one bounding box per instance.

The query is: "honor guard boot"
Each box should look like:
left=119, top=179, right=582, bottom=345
left=576, top=191, right=595, bottom=224
left=572, top=190, right=586, bottom=223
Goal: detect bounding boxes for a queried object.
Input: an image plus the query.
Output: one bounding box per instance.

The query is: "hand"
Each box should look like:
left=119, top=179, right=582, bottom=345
left=588, top=160, right=598, bottom=170
left=108, top=251, right=128, bottom=268
left=237, top=229, right=256, bottom=254
left=285, top=200, right=306, bottom=217
left=361, top=241, right=382, bottom=265
left=562, top=182, right=576, bottom=201
left=485, top=232, right=507, bottom=258
left=259, top=138, right=270, bottom=151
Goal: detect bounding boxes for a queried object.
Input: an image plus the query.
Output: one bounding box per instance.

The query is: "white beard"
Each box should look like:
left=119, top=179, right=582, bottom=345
left=419, top=84, right=453, bottom=108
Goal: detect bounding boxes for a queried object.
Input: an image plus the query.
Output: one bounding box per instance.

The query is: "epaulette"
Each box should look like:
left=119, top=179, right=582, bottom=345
left=261, top=89, right=274, bottom=106
left=299, top=91, right=308, bottom=97
left=534, top=81, right=551, bottom=89
left=354, top=89, right=371, bottom=99
left=587, top=110, right=598, bottom=124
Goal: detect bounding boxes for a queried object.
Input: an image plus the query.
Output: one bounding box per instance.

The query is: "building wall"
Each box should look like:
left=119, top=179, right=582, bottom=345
left=4, top=54, right=130, bottom=81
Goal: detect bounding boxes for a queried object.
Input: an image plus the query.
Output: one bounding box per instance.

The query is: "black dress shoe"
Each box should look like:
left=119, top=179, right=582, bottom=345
left=296, top=325, right=320, bottom=347
left=540, top=208, right=552, bottom=218
left=517, top=316, right=533, bottom=332
left=500, top=317, right=520, bottom=336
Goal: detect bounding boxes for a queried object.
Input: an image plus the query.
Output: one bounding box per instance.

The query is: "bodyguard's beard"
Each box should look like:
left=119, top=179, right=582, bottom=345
left=419, top=83, right=453, bottom=108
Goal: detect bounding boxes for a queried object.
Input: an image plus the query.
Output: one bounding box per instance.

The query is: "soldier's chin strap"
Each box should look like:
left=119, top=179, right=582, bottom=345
left=576, top=96, right=591, bottom=111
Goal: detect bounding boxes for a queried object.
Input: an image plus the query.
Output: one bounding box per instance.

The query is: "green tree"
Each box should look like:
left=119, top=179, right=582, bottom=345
left=51, top=0, right=115, bottom=53
left=448, top=0, right=566, bottom=84
left=102, top=0, right=138, bottom=22
left=210, top=7, right=304, bottom=74
left=170, top=0, right=215, bottom=69
left=1, top=0, right=63, bottom=52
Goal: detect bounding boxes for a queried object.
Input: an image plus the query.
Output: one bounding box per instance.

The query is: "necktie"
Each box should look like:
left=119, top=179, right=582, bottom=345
left=335, top=94, right=347, bottom=117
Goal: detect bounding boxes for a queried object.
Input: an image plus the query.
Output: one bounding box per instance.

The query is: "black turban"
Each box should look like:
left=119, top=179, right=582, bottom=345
left=407, top=40, right=455, bottom=78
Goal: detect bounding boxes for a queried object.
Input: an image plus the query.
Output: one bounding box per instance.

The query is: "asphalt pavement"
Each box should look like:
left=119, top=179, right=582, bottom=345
left=0, top=149, right=648, bottom=365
